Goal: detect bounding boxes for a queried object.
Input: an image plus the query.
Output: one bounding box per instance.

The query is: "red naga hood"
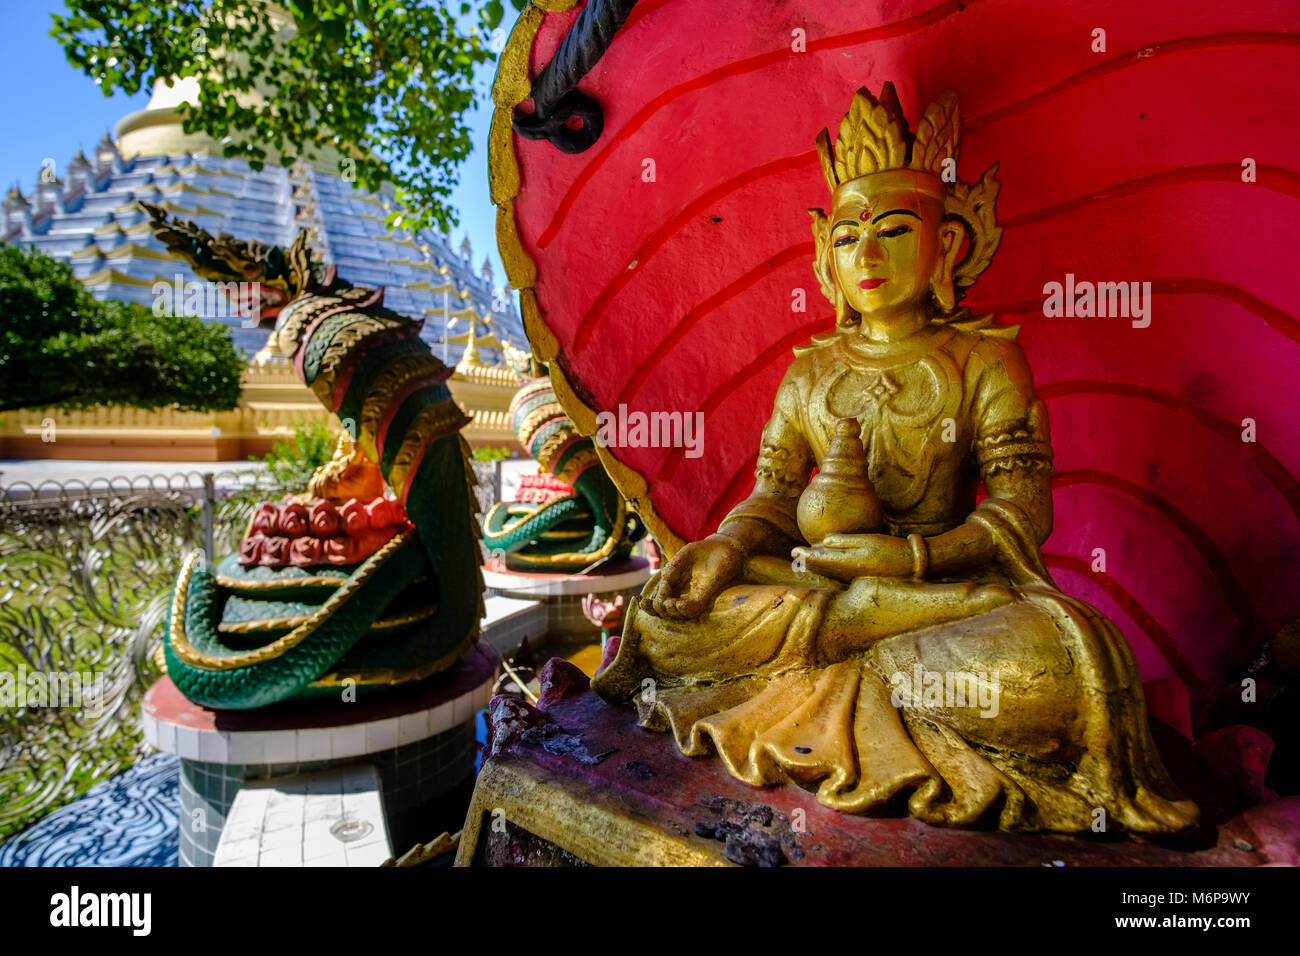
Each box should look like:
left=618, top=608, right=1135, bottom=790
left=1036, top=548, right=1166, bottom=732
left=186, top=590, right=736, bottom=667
left=490, top=1, right=1300, bottom=706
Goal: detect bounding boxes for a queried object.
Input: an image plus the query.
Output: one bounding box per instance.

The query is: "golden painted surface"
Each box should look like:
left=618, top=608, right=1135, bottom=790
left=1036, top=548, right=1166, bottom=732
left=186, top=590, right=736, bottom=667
left=357, top=353, right=449, bottom=460
left=795, top=417, right=882, bottom=545
left=214, top=571, right=351, bottom=592
left=455, top=756, right=732, bottom=867
left=154, top=629, right=473, bottom=687
left=587, top=86, right=1199, bottom=837
left=307, top=633, right=474, bottom=689
left=216, top=599, right=437, bottom=635
left=498, top=513, right=625, bottom=569
left=517, top=287, right=558, bottom=363
left=384, top=831, right=461, bottom=867
left=272, top=286, right=380, bottom=358
left=310, top=314, right=408, bottom=404
left=384, top=400, right=474, bottom=496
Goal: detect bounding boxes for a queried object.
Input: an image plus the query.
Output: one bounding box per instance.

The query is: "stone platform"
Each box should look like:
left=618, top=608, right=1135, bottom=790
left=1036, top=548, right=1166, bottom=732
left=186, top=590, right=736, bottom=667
left=457, top=660, right=1298, bottom=867
left=144, top=643, right=496, bottom=866
left=483, top=556, right=650, bottom=640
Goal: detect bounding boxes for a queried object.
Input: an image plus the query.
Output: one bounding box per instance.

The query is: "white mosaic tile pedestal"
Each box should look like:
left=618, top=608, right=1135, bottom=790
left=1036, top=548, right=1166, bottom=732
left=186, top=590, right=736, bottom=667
left=143, top=643, right=497, bottom=867
left=479, top=594, right=547, bottom=655
left=213, top=765, right=392, bottom=867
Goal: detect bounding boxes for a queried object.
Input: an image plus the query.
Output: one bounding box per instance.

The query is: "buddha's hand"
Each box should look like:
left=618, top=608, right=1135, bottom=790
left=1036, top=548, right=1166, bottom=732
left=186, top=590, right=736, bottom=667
left=650, top=534, right=744, bottom=619
left=792, top=533, right=913, bottom=583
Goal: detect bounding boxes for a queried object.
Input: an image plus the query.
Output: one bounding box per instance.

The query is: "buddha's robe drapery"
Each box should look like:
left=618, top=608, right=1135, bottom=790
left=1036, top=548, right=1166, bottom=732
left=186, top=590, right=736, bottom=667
left=592, top=318, right=1198, bottom=834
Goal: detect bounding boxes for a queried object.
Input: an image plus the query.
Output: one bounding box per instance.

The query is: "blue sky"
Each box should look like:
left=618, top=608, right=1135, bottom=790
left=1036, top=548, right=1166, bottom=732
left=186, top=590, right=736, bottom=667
left=0, top=1, right=517, bottom=282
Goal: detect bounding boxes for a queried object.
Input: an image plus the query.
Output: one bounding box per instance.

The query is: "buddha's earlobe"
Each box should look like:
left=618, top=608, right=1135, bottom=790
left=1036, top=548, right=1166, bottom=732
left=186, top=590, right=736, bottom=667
left=931, top=269, right=955, bottom=314
left=830, top=247, right=854, bottom=328
left=833, top=276, right=848, bottom=326
left=930, top=222, right=963, bottom=314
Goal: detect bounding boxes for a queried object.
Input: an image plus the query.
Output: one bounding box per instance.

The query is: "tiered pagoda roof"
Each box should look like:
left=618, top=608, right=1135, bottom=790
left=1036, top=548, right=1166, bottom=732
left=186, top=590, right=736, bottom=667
left=1, top=133, right=522, bottom=364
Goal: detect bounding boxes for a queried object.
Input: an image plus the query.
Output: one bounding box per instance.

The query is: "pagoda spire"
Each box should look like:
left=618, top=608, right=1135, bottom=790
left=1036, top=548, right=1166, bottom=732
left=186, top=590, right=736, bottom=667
left=457, top=310, right=483, bottom=370
left=3, top=184, right=33, bottom=236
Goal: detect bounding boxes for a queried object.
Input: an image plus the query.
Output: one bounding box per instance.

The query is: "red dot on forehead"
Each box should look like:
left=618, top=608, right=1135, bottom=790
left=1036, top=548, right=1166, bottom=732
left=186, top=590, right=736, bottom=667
left=859, top=206, right=872, bottom=221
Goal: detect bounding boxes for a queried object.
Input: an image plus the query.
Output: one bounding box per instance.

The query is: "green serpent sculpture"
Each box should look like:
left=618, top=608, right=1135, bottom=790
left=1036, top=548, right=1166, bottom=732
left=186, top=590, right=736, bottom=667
left=482, top=358, right=643, bottom=572
left=143, top=202, right=483, bottom=709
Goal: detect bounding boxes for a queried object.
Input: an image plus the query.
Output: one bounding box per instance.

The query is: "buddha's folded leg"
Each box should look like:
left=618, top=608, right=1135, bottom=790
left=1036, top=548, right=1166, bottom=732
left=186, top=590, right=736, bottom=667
left=593, top=571, right=1016, bottom=702
left=860, top=586, right=1199, bottom=833
left=815, top=576, right=1018, bottom=663
left=591, top=572, right=832, bottom=702
left=595, top=571, right=1198, bottom=835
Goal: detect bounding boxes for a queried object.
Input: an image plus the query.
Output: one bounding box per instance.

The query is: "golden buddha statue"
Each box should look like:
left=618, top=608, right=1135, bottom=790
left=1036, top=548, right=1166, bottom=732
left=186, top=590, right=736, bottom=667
left=592, top=83, right=1199, bottom=836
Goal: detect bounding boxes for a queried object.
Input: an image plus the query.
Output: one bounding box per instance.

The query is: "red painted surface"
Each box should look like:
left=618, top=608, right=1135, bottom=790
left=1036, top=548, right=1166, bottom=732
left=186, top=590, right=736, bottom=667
left=508, top=1, right=1300, bottom=705
left=1193, top=725, right=1277, bottom=802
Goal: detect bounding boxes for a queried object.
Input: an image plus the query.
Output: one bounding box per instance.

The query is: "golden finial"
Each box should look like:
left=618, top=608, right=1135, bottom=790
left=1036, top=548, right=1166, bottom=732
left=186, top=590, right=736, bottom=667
left=828, top=84, right=909, bottom=186
left=910, top=90, right=960, bottom=177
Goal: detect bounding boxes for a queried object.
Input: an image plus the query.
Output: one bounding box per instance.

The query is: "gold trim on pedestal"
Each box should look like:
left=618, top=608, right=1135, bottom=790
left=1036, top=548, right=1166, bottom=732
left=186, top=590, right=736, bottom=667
left=154, top=610, right=472, bottom=689
left=307, top=633, right=475, bottom=689
left=454, top=755, right=731, bottom=867
left=216, top=599, right=438, bottom=635
left=214, top=572, right=351, bottom=591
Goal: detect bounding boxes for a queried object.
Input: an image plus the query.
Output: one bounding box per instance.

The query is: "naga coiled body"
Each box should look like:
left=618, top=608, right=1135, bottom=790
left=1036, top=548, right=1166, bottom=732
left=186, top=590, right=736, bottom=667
left=483, top=373, right=643, bottom=572
left=143, top=202, right=483, bottom=709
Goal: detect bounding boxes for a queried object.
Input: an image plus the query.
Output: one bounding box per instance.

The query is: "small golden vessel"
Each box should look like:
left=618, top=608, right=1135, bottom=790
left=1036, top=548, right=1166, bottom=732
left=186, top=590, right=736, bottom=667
left=796, top=418, right=881, bottom=545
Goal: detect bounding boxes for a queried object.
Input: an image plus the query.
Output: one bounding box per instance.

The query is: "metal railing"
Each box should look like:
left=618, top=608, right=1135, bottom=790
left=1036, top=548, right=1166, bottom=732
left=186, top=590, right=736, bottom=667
left=0, top=459, right=509, bottom=842
left=470, top=458, right=505, bottom=515
left=0, top=468, right=278, bottom=842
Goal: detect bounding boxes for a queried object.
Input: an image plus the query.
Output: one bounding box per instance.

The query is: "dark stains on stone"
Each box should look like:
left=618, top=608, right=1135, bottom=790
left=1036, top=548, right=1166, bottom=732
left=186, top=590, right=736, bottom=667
left=524, top=724, right=617, bottom=766
left=691, top=795, right=805, bottom=867
left=622, top=760, right=657, bottom=780
left=480, top=817, right=591, bottom=867
left=486, top=694, right=550, bottom=758
left=488, top=694, right=617, bottom=766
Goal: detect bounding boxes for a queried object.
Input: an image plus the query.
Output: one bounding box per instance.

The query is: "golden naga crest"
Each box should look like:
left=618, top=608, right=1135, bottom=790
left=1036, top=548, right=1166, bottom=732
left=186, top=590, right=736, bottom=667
left=138, top=199, right=316, bottom=320
left=808, top=83, right=1003, bottom=323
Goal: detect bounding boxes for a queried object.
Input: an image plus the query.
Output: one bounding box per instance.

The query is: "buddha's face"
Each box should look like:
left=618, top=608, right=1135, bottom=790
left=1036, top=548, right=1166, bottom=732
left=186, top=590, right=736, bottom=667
left=829, top=172, right=955, bottom=319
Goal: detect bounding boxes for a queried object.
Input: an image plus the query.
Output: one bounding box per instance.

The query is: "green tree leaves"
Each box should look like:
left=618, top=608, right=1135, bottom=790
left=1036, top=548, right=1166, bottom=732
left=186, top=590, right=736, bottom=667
left=52, top=0, right=527, bottom=234
left=257, top=417, right=339, bottom=484
left=0, top=244, right=245, bottom=412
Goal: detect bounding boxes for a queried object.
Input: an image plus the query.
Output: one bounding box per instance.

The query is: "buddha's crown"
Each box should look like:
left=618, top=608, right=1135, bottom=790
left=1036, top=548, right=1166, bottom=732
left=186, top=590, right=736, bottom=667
left=809, top=82, right=1003, bottom=319
left=816, top=82, right=959, bottom=192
